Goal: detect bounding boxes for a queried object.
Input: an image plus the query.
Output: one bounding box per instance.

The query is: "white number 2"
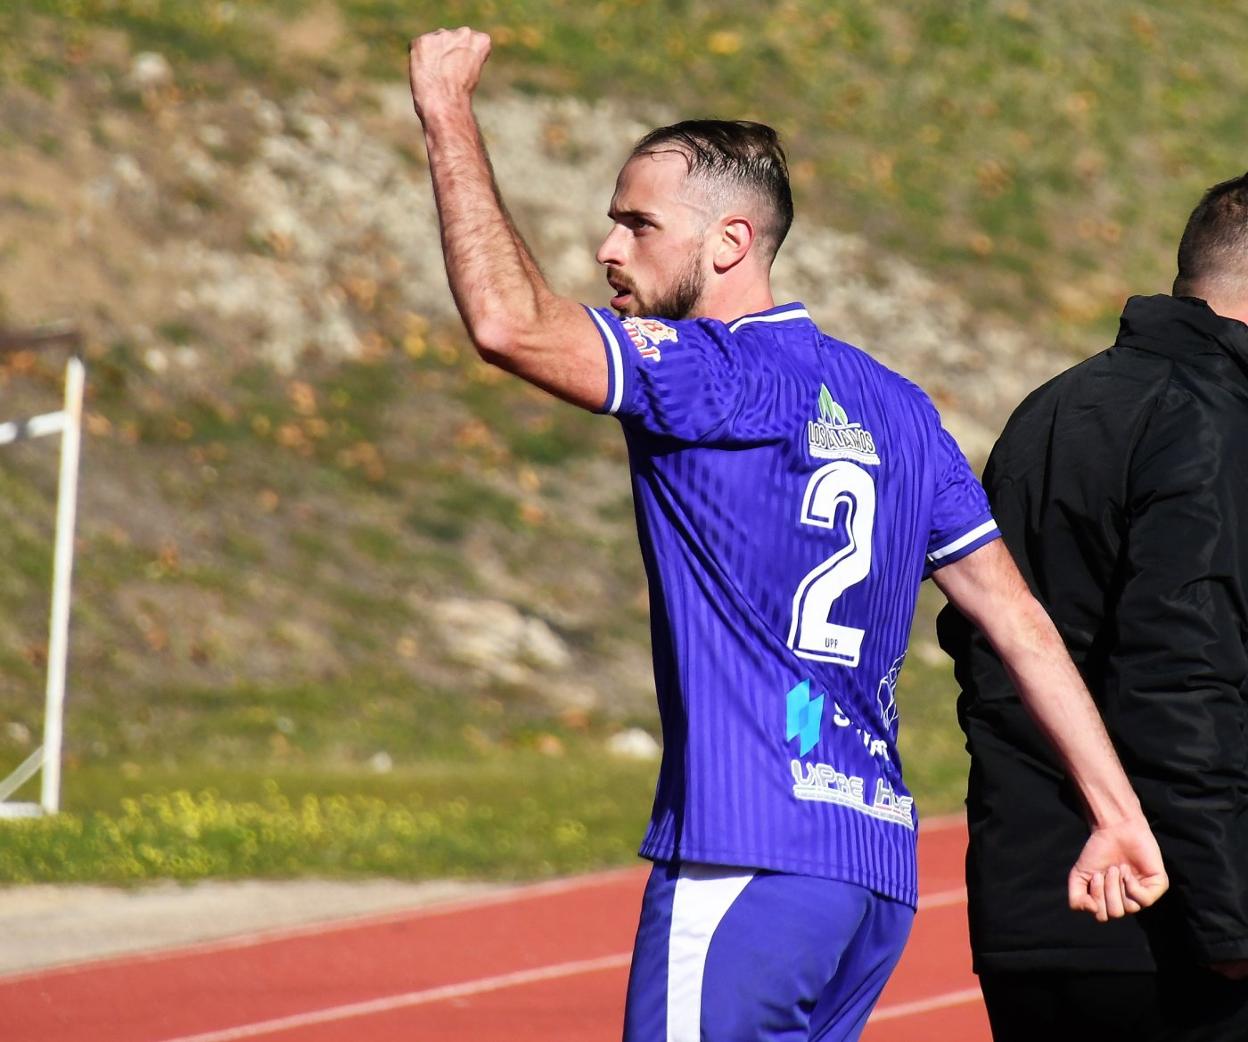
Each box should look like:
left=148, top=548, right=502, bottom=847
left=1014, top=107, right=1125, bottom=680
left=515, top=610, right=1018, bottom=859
left=787, top=461, right=876, bottom=666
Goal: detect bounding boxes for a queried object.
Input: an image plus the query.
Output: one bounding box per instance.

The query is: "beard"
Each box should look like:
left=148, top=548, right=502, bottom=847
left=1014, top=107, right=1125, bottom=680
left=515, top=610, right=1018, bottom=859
left=613, top=253, right=705, bottom=321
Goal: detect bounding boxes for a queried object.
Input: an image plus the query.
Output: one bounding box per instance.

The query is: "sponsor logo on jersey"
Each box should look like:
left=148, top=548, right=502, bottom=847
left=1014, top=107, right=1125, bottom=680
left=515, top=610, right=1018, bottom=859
left=785, top=679, right=824, bottom=756
left=788, top=681, right=892, bottom=762
left=791, top=760, right=864, bottom=805
left=832, top=697, right=892, bottom=761
left=786, top=677, right=909, bottom=825
left=807, top=384, right=880, bottom=464
left=876, top=654, right=904, bottom=736
left=870, top=779, right=915, bottom=828
left=621, top=317, right=677, bottom=362
left=789, top=761, right=914, bottom=830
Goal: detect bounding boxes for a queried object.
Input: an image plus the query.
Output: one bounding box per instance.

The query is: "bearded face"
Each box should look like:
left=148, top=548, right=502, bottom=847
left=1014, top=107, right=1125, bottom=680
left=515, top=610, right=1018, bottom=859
left=606, top=248, right=705, bottom=321
left=597, top=151, right=711, bottom=322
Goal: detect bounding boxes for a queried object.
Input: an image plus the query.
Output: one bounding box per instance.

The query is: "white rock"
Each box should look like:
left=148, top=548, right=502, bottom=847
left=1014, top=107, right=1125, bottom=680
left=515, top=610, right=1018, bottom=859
left=252, top=99, right=285, bottom=135
left=197, top=124, right=228, bottom=150
left=174, top=346, right=200, bottom=369
left=433, top=598, right=571, bottom=680
left=606, top=728, right=661, bottom=761
left=129, top=52, right=174, bottom=91
left=544, top=682, right=600, bottom=712
left=84, top=176, right=117, bottom=207
left=174, top=143, right=221, bottom=186
left=111, top=154, right=147, bottom=191
left=521, top=616, right=571, bottom=670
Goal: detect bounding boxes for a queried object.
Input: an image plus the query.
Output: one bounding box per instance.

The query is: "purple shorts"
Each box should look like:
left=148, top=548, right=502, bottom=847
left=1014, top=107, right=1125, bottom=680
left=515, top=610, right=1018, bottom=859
left=623, top=860, right=914, bottom=1042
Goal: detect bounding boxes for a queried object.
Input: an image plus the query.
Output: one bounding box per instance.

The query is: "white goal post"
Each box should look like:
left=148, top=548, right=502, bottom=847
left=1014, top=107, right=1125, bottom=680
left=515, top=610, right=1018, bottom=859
left=0, top=324, right=84, bottom=818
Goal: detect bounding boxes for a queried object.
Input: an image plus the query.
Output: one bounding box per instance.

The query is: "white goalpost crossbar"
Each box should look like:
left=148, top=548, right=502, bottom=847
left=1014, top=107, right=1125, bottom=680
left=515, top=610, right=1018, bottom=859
left=0, top=326, right=84, bottom=818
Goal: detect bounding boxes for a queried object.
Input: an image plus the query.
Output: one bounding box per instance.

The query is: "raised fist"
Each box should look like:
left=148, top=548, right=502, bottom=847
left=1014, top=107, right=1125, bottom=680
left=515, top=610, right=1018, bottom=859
left=408, top=27, right=492, bottom=121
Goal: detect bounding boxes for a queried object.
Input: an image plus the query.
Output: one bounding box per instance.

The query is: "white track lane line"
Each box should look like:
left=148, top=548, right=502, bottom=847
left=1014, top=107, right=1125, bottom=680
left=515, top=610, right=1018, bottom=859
left=149, top=955, right=980, bottom=1042
left=149, top=886, right=972, bottom=1042
left=870, top=987, right=984, bottom=1021
left=917, top=886, right=967, bottom=910
left=151, top=952, right=634, bottom=1042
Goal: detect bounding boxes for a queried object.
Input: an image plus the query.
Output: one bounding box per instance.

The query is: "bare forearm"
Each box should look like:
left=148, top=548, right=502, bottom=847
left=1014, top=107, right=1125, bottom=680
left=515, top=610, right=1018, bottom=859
left=406, top=28, right=614, bottom=411
left=990, top=598, right=1142, bottom=828
left=421, top=101, right=550, bottom=349
left=937, top=539, right=1168, bottom=916
left=935, top=542, right=1141, bottom=827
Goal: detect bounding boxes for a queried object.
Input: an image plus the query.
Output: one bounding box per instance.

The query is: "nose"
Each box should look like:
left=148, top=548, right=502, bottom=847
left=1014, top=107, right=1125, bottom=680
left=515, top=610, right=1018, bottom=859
left=596, top=223, right=626, bottom=268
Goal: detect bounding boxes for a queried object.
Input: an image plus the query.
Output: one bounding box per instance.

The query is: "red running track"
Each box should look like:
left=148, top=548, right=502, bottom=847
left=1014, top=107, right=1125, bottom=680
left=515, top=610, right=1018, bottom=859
left=0, top=817, right=988, bottom=1041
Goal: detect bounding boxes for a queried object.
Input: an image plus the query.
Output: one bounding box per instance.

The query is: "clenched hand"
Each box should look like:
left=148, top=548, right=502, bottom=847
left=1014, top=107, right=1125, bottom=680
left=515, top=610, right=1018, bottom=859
left=408, top=27, right=491, bottom=122
left=1068, top=817, right=1169, bottom=922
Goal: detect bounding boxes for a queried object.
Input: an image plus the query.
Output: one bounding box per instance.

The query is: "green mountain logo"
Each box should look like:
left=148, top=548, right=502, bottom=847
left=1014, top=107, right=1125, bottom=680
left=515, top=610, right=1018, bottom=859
left=818, top=385, right=848, bottom=426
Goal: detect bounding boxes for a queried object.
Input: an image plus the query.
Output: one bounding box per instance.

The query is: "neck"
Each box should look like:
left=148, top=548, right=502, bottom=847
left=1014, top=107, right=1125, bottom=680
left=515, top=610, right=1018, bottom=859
left=1191, top=287, right=1248, bottom=327
left=693, top=278, right=776, bottom=324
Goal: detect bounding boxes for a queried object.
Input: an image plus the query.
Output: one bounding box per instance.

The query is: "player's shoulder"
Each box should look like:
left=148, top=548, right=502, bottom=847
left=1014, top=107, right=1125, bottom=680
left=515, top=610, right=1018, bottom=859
left=816, top=328, right=943, bottom=417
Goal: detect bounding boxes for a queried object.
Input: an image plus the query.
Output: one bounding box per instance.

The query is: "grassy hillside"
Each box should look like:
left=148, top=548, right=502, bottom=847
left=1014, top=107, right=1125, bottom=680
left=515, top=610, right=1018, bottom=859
left=1, top=1, right=1243, bottom=881
left=7, top=1, right=1245, bottom=336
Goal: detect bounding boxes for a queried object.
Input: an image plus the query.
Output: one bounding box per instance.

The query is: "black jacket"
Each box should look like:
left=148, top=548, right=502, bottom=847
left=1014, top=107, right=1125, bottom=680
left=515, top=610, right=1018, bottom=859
left=937, top=294, right=1248, bottom=973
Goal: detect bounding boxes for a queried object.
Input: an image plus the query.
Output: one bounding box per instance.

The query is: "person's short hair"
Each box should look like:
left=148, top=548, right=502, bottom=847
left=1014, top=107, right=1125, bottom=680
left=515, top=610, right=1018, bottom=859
left=630, top=119, right=794, bottom=263
left=1174, top=172, right=1248, bottom=298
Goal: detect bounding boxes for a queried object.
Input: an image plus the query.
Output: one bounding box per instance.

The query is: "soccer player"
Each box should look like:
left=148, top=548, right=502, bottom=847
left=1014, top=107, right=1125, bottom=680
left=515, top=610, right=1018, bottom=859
left=408, top=27, right=1168, bottom=1041
left=938, top=176, right=1248, bottom=1040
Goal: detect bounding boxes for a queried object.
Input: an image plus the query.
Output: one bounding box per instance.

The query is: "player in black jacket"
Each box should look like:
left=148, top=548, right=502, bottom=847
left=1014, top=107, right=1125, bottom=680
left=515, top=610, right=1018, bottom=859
left=938, top=173, right=1248, bottom=1041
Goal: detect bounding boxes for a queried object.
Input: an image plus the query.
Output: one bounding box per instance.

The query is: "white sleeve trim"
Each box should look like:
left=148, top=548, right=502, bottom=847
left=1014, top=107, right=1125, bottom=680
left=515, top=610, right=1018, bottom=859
left=927, top=519, right=999, bottom=564
left=587, top=308, right=625, bottom=414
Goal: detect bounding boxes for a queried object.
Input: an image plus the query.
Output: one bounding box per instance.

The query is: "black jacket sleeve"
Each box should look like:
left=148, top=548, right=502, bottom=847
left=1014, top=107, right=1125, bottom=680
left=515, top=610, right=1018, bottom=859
left=1104, top=376, right=1248, bottom=963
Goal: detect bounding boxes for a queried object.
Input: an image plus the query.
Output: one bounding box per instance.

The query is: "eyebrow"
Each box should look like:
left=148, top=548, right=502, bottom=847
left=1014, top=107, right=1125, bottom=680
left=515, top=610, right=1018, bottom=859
left=608, top=206, right=660, bottom=223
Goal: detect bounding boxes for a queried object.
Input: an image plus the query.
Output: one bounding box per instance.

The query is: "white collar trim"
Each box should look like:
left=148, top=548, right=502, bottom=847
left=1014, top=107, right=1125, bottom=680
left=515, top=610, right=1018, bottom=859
left=728, top=306, right=811, bottom=333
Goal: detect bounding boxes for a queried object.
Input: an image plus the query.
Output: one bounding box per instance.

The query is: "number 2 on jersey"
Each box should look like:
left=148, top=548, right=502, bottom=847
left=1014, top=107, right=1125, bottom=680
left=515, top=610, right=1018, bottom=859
left=787, top=461, right=876, bottom=666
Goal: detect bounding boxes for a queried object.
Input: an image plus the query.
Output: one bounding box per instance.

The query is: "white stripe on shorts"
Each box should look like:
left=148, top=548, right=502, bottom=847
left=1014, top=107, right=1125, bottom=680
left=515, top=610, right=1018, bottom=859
left=667, top=864, right=756, bottom=1042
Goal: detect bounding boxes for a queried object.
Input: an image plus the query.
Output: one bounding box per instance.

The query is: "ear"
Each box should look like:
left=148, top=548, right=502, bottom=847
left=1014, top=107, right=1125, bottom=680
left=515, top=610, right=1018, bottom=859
left=712, top=216, right=755, bottom=273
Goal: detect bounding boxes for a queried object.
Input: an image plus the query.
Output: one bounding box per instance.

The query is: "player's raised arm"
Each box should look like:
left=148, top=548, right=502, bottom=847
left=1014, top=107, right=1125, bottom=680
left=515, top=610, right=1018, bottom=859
left=408, top=28, right=607, bottom=410
left=932, top=539, right=1170, bottom=922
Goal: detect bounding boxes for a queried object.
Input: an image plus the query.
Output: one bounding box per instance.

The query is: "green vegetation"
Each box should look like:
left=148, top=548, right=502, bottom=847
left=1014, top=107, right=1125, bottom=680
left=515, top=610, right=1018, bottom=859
left=1, top=756, right=656, bottom=884
left=0, top=1, right=286, bottom=88
left=0, top=629, right=970, bottom=887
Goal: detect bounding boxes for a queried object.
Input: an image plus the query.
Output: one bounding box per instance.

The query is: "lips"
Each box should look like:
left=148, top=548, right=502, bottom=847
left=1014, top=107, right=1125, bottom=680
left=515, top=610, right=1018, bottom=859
left=607, top=272, right=634, bottom=311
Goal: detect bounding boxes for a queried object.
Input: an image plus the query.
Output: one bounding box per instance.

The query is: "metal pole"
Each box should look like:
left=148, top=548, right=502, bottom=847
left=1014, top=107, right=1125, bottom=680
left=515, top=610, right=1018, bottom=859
left=40, top=355, right=84, bottom=814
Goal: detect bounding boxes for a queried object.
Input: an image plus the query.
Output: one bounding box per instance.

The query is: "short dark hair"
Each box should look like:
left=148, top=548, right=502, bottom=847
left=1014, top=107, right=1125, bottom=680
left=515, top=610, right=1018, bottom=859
left=630, top=119, right=794, bottom=262
left=1174, top=172, right=1248, bottom=297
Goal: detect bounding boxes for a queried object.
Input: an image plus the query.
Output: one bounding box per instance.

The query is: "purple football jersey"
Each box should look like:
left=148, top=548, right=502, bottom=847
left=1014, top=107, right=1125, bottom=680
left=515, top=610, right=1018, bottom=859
left=587, top=302, right=998, bottom=906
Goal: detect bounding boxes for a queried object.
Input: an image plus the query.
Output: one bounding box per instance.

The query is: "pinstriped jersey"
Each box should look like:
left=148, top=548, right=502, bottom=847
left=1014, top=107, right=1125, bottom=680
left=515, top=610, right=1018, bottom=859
left=587, top=302, right=998, bottom=907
